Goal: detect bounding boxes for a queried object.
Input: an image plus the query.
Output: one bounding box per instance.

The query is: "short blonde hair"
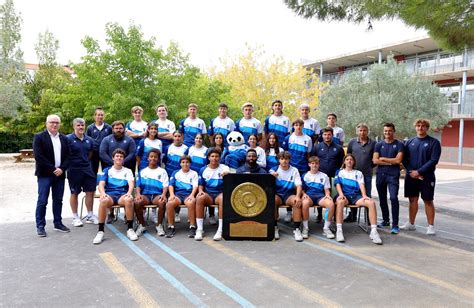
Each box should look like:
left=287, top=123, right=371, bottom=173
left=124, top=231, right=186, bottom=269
left=414, top=118, right=430, bottom=128
left=188, top=103, right=198, bottom=109
left=241, top=102, right=254, bottom=110
left=131, top=106, right=143, bottom=113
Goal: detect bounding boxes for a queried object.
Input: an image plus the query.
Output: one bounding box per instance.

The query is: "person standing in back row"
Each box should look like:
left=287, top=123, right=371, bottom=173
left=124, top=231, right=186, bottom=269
left=86, top=107, right=112, bottom=174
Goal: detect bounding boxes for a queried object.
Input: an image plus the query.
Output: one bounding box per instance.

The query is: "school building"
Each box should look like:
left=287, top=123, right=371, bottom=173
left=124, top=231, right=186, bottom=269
left=305, top=36, right=474, bottom=165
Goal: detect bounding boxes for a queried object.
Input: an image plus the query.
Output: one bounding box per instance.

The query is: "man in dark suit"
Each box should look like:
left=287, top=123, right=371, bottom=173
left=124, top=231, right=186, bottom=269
left=33, top=114, right=70, bottom=236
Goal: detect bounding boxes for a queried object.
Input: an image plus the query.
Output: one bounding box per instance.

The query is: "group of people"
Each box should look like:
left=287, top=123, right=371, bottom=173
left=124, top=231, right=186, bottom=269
left=33, top=100, right=441, bottom=246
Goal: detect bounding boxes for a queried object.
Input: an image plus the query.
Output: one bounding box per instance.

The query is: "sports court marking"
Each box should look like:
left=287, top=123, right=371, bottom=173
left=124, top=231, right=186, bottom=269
left=144, top=233, right=255, bottom=308
left=203, top=238, right=340, bottom=308
left=99, top=252, right=159, bottom=308
left=106, top=224, right=207, bottom=307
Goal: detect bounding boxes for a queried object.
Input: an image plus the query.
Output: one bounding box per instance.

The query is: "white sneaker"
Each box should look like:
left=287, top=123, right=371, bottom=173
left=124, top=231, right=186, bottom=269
left=93, top=231, right=104, bottom=244
left=72, top=217, right=83, bottom=227
left=127, top=229, right=138, bottom=241
left=195, top=230, right=203, bottom=241
left=274, top=226, right=280, bottom=240
left=322, top=228, right=335, bottom=239
left=85, top=214, right=99, bottom=224
left=400, top=222, right=416, bottom=231
left=156, top=224, right=165, bottom=236
left=426, top=225, right=436, bottom=235
left=302, top=228, right=309, bottom=239
left=284, top=212, right=292, bottom=223
left=209, top=216, right=217, bottom=225
left=135, top=224, right=147, bottom=237
left=370, top=230, right=383, bottom=245
left=294, top=228, right=303, bottom=242
left=336, top=230, right=345, bottom=242
left=175, top=213, right=181, bottom=223
left=213, top=230, right=222, bottom=241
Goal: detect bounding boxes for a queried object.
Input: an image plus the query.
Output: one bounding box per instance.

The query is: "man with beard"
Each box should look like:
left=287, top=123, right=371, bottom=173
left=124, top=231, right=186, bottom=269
left=99, top=121, right=136, bottom=223
left=236, top=149, right=268, bottom=174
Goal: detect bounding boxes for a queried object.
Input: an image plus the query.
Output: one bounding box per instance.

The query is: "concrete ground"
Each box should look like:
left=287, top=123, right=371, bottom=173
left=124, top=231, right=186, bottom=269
left=0, top=155, right=473, bottom=307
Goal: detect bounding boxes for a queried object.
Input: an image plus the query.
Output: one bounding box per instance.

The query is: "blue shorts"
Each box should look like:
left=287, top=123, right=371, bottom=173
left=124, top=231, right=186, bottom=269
left=175, top=193, right=189, bottom=203
left=335, top=194, right=362, bottom=205
left=307, top=194, right=325, bottom=205
left=67, top=170, right=96, bottom=194
left=277, top=192, right=294, bottom=205
left=109, top=194, right=122, bottom=205
left=207, top=192, right=221, bottom=204
left=143, top=194, right=159, bottom=203
left=404, top=175, right=435, bottom=201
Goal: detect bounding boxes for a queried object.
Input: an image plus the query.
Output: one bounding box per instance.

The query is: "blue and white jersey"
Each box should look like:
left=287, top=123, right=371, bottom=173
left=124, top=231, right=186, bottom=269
left=179, top=117, right=207, bottom=147
left=265, top=147, right=283, bottom=172
left=303, top=171, right=330, bottom=197
left=335, top=169, right=364, bottom=196
left=136, top=138, right=163, bottom=171
left=270, top=166, right=302, bottom=196
left=199, top=164, right=230, bottom=194
left=136, top=167, right=169, bottom=195
left=187, top=145, right=208, bottom=173
left=126, top=120, right=148, bottom=146
left=163, top=144, right=188, bottom=177
left=153, top=118, right=176, bottom=154
left=170, top=169, right=199, bottom=197
left=285, top=134, right=312, bottom=172
left=235, top=117, right=263, bottom=143
left=264, top=115, right=291, bottom=147
left=302, top=118, right=321, bottom=139
left=209, top=117, right=235, bottom=146
left=332, top=126, right=345, bottom=145
left=99, top=166, right=134, bottom=196
left=255, top=146, right=266, bottom=168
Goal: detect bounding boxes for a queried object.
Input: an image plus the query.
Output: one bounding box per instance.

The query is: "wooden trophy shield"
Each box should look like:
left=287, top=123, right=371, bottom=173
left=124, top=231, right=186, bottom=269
left=222, top=174, right=275, bottom=241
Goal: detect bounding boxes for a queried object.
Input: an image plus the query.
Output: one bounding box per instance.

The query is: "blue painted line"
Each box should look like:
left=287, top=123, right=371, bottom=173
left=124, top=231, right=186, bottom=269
left=144, top=233, right=255, bottom=308
left=106, top=225, right=207, bottom=308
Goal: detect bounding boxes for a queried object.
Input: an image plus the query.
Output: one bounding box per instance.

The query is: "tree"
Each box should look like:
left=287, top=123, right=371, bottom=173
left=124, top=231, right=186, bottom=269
left=35, top=29, right=59, bottom=67
left=210, top=45, right=322, bottom=121
left=318, top=57, right=450, bottom=139
left=284, top=0, right=474, bottom=51
left=0, top=0, right=27, bottom=119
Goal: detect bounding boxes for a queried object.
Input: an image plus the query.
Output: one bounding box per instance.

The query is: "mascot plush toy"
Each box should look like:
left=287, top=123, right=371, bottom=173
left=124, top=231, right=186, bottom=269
left=225, top=131, right=248, bottom=171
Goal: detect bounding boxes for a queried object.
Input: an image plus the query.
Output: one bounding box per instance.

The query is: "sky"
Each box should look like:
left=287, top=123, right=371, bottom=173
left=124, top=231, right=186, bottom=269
left=13, top=0, right=427, bottom=70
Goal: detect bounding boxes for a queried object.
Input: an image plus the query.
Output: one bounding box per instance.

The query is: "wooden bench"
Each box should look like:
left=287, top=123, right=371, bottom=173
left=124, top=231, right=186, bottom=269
left=14, top=149, right=34, bottom=162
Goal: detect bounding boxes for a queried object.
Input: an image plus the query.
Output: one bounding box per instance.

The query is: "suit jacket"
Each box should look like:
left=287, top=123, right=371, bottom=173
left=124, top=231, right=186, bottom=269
left=33, top=130, right=69, bottom=177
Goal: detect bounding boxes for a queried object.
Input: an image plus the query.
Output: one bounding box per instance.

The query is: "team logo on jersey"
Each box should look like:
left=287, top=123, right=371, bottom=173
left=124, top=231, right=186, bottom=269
left=227, top=125, right=230, bottom=129
left=393, top=144, right=396, bottom=148
left=381, top=145, right=385, bottom=149
left=86, top=140, right=89, bottom=143
left=290, top=176, right=293, bottom=181
left=310, top=124, right=313, bottom=128
left=304, top=140, right=308, bottom=145
left=320, top=178, right=324, bottom=183
left=424, top=143, right=428, bottom=147
left=253, top=123, right=256, bottom=127
left=333, top=148, right=336, bottom=151
left=158, top=175, right=161, bottom=180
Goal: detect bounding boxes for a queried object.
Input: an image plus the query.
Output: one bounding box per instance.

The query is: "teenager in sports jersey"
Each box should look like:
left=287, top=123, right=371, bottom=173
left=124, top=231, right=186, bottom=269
left=134, top=149, right=168, bottom=237
left=209, top=102, right=235, bottom=147
left=334, top=154, right=382, bottom=245
left=298, top=103, right=320, bottom=144
left=324, top=113, right=345, bottom=146
left=166, top=155, right=199, bottom=238
left=270, top=151, right=304, bottom=242
left=186, top=133, right=208, bottom=173
left=153, top=104, right=175, bottom=155
left=264, top=100, right=291, bottom=148
left=247, top=134, right=266, bottom=168
left=136, top=123, right=163, bottom=171
left=263, top=132, right=283, bottom=172
left=195, top=148, right=230, bottom=241
left=208, top=132, right=227, bottom=224
left=126, top=106, right=147, bottom=174
left=235, top=102, right=263, bottom=143
left=93, top=149, right=136, bottom=244
left=179, top=103, right=207, bottom=147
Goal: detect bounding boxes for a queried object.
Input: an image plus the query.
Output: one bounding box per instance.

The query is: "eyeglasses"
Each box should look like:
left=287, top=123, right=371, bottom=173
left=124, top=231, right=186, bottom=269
left=48, top=121, right=60, bottom=124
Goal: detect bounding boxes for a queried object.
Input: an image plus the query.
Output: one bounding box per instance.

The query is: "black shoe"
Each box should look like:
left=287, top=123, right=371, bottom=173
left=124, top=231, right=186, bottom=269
left=329, top=221, right=337, bottom=233
left=344, top=216, right=356, bottom=223
left=377, top=220, right=390, bottom=228
left=188, top=226, right=197, bottom=238
left=165, top=226, right=176, bottom=238
left=54, top=224, right=71, bottom=233
left=106, top=214, right=114, bottom=224
left=36, top=227, right=47, bottom=237
left=315, top=215, right=322, bottom=223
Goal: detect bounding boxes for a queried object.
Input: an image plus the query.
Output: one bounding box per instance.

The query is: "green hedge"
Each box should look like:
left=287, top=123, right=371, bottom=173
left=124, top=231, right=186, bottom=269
left=0, top=132, right=34, bottom=153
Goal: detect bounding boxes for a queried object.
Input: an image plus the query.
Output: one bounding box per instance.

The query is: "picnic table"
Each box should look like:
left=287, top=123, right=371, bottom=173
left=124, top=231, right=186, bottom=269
left=14, top=149, right=34, bottom=162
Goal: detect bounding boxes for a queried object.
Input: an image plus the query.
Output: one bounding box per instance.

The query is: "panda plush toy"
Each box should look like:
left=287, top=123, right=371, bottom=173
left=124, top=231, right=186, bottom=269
left=225, top=131, right=248, bottom=171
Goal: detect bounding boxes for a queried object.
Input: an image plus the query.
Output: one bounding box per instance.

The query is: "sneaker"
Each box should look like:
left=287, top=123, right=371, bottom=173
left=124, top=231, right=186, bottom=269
left=329, top=221, right=337, bottom=233
left=127, top=229, right=138, bottom=241
left=274, top=226, right=280, bottom=240
left=156, top=224, right=165, bottom=236
left=175, top=213, right=181, bottom=223
left=322, top=228, right=335, bottom=239
left=106, top=213, right=115, bottom=224
left=209, top=216, right=217, bottom=225
left=370, top=230, right=383, bottom=245
left=135, top=224, right=147, bottom=237
left=93, top=231, right=104, bottom=244
left=400, top=222, right=416, bottom=231
left=213, top=230, right=222, bottom=241
left=85, top=214, right=99, bottom=225
left=195, top=229, right=204, bottom=241
left=54, top=224, right=71, bottom=233
left=165, top=226, right=176, bottom=238
left=293, top=228, right=303, bottom=242
left=391, top=226, right=400, bottom=234
left=336, top=230, right=345, bottom=242
left=302, top=227, right=309, bottom=239
left=188, top=226, right=197, bottom=238
left=426, top=225, right=436, bottom=235
left=284, top=212, right=292, bottom=223
left=36, top=227, right=47, bottom=237
left=72, top=217, right=83, bottom=227
left=377, top=220, right=390, bottom=228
